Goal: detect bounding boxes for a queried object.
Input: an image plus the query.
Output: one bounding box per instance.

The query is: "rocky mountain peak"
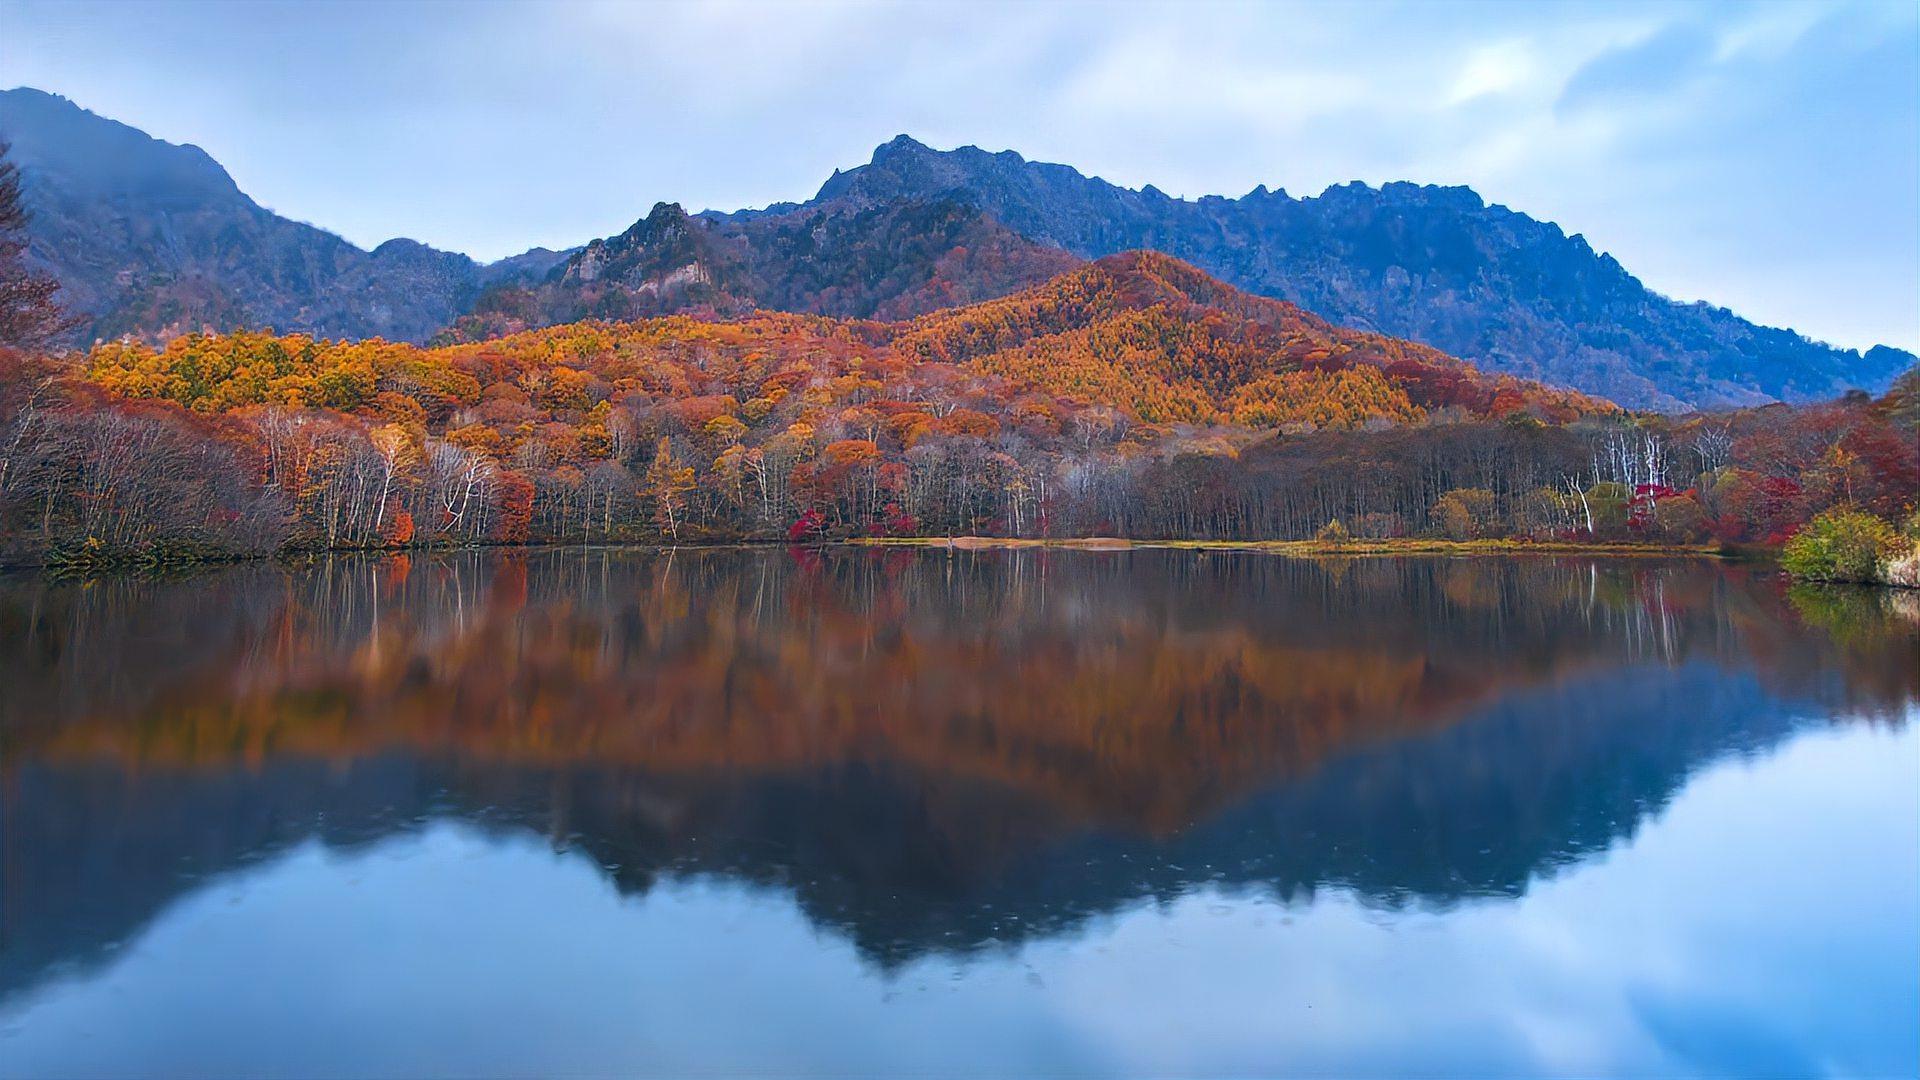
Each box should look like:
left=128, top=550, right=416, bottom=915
left=871, top=133, right=933, bottom=164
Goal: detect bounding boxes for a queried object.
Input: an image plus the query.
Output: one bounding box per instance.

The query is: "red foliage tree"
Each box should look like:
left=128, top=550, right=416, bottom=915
left=493, top=471, right=535, bottom=543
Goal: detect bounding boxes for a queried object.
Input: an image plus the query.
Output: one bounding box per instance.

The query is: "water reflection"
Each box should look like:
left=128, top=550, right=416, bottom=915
left=1, top=550, right=1915, bottom=1017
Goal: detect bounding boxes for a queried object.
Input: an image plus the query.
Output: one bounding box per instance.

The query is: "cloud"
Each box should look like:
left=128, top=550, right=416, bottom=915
left=2, top=0, right=1914, bottom=349
left=1448, top=40, right=1543, bottom=106
left=1556, top=22, right=1717, bottom=116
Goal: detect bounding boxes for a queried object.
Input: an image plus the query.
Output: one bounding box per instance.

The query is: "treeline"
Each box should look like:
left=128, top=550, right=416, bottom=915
left=1, top=326, right=1913, bottom=569
left=1108, top=393, right=1918, bottom=545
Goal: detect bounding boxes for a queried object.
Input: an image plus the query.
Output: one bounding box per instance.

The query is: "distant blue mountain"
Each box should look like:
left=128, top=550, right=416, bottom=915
left=0, top=87, right=569, bottom=343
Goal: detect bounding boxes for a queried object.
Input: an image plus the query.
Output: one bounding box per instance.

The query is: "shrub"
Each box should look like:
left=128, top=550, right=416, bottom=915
left=1780, top=509, right=1900, bottom=584
left=1430, top=488, right=1496, bottom=541
left=1649, top=493, right=1709, bottom=543
left=1884, top=548, right=1920, bottom=588
left=1882, top=511, right=1920, bottom=587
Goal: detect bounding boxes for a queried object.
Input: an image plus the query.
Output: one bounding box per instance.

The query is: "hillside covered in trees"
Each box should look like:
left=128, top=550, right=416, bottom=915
left=2, top=247, right=1914, bottom=569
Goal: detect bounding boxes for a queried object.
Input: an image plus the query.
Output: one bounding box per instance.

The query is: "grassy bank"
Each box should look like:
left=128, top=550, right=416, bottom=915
left=5, top=534, right=1743, bottom=579
left=850, top=536, right=1729, bottom=558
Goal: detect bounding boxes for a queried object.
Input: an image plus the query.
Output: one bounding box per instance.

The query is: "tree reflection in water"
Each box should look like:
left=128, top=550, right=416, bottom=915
left=2, top=549, right=1913, bottom=994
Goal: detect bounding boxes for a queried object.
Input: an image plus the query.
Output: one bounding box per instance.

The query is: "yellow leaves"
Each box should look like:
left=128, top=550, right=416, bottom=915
left=703, top=414, right=749, bottom=446
left=885, top=409, right=936, bottom=448
left=837, top=405, right=881, bottom=440
left=822, top=438, right=881, bottom=469
left=1227, top=366, right=1423, bottom=431
left=84, top=340, right=164, bottom=400
left=86, top=331, right=373, bottom=413
left=1011, top=399, right=1061, bottom=434
left=369, top=422, right=418, bottom=462
left=711, top=442, right=746, bottom=473
left=445, top=423, right=504, bottom=457
left=641, top=436, right=696, bottom=537
left=541, top=365, right=599, bottom=411
left=937, top=408, right=1000, bottom=438
left=827, top=373, right=883, bottom=403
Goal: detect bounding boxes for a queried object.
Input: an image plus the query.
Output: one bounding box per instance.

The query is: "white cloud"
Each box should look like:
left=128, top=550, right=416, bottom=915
left=1447, top=40, right=1542, bottom=106
left=3, top=0, right=1914, bottom=349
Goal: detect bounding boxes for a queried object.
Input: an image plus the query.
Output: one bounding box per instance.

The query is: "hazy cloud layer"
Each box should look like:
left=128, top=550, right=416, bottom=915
left=2, top=0, right=1914, bottom=351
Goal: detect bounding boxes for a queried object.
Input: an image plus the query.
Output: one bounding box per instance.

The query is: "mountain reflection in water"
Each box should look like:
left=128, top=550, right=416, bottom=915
left=2, top=548, right=1914, bottom=1002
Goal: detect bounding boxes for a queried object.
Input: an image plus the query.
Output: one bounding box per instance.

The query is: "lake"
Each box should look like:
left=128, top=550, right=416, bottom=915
left=1, top=548, right=1915, bottom=1078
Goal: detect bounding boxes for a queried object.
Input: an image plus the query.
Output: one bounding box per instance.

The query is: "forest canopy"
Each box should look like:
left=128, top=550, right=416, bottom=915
left=1, top=252, right=1914, bottom=568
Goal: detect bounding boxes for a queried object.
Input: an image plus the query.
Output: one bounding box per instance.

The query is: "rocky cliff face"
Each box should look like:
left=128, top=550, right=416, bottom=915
left=446, top=193, right=1079, bottom=339
left=800, top=136, right=1913, bottom=410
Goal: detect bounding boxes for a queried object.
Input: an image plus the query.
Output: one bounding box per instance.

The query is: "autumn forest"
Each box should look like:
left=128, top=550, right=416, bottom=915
left=0, top=145, right=1915, bottom=573
left=5, top=6, right=1920, bottom=1070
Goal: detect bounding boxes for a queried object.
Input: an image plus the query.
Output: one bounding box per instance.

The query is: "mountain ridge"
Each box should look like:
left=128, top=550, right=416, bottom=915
left=782, top=135, right=1911, bottom=409
left=3, top=87, right=1910, bottom=411
left=0, top=87, right=570, bottom=343
left=446, top=193, right=1081, bottom=340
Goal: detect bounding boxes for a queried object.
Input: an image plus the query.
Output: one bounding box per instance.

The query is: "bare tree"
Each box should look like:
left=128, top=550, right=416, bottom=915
left=0, top=141, right=78, bottom=352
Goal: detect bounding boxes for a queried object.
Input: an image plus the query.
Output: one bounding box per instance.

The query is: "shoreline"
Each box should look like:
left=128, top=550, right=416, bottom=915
left=4, top=535, right=1756, bottom=578
left=849, top=536, right=1734, bottom=558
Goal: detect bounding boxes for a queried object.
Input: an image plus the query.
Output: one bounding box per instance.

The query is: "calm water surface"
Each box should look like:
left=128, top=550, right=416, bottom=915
left=1, top=549, right=1915, bottom=1078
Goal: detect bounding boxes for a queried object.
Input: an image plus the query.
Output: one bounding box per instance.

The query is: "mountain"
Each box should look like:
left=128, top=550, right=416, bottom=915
left=445, top=194, right=1079, bottom=340
left=0, top=87, right=565, bottom=344
left=463, top=237, right=1600, bottom=425
left=894, top=251, right=1604, bottom=424
left=5, top=87, right=1910, bottom=410
left=464, top=135, right=1911, bottom=410
left=83, top=249, right=1601, bottom=432
left=789, top=136, right=1914, bottom=411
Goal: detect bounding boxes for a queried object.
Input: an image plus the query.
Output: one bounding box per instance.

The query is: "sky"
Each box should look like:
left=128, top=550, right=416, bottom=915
left=1, top=0, right=1916, bottom=352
